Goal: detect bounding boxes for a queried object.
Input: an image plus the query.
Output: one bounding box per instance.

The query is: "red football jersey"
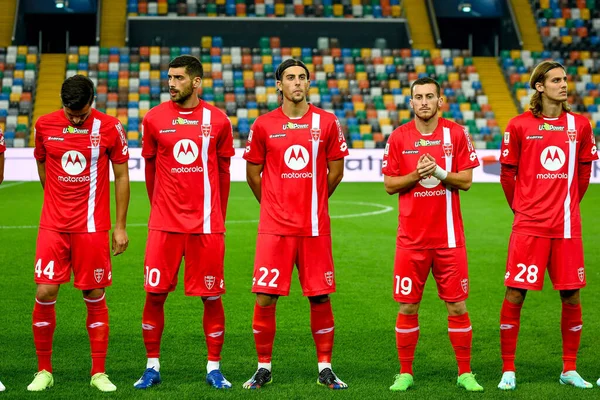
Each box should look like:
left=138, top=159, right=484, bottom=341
left=0, top=127, right=5, bottom=153
left=243, top=104, right=349, bottom=236
left=142, top=100, right=234, bottom=234
left=382, top=118, right=480, bottom=249
left=34, top=109, right=129, bottom=233
left=501, top=110, right=598, bottom=238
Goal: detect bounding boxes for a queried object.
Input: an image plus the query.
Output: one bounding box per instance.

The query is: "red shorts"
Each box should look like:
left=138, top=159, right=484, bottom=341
left=252, top=234, right=335, bottom=297
left=34, top=228, right=111, bottom=290
left=393, top=246, right=469, bottom=303
left=505, top=232, right=585, bottom=290
left=144, top=230, right=225, bottom=296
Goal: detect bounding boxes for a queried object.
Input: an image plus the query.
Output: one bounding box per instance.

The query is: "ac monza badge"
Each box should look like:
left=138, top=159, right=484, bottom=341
left=324, top=271, right=334, bottom=286
left=94, top=268, right=104, bottom=283
left=567, top=129, right=577, bottom=142
left=443, top=143, right=453, bottom=157
left=205, top=275, right=215, bottom=290
left=90, top=131, right=100, bottom=147
left=311, top=128, right=321, bottom=142
left=201, top=124, right=212, bottom=138
left=461, top=278, right=468, bottom=293
left=578, top=267, right=584, bottom=282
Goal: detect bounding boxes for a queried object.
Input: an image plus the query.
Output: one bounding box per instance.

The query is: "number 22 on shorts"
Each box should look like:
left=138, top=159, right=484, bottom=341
left=256, top=267, right=279, bottom=288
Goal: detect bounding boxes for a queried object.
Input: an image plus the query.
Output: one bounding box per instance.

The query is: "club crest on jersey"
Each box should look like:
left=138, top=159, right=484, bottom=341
left=443, top=143, right=453, bottom=157
left=324, top=271, right=334, bottom=286
left=90, top=131, right=100, bottom=147
left=461, top=278, right=468, bottom=293
left=201, top=124, right=212, bottom=138
left=205, top=275, right=216, bottom=290
left=94, top=268, right=104, bottom=283
left=310, top=128, right=321, bottom=142
left=578, top=267, right=584, bottom=282
left=567, top=129, right=577, bottom=143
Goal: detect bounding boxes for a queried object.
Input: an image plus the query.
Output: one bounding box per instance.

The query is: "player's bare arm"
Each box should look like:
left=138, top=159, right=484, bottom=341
left=36, top=159, right=46, bottom=189
left=246, top=161, right=263, bottom=203
left=112, top=161, right=130, bottom=256
left=0, top=152, right=4, bottom=185
left=144, top=157, right=156, bottom=203
left=327, top=158, right=344, bottom=197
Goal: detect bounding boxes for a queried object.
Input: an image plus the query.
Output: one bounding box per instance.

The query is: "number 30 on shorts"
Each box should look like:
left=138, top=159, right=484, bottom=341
left=514, top=263, right=538, bottom=284
left=145, top=266, right=161, bottom=287
left=394, top=275, right=412, bottom=295
left=35, top=259, right=55, bottom=280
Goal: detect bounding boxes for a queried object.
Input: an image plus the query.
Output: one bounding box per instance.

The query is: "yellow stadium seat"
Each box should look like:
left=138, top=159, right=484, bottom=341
left=510, top=50, right=521, bottom=59
left=17, top=46, right=27, bottom=55
left=229, top=116, right=238, bottom=126
left=68, top=54, right=79, bottom=63
left=118, top=78, right=128, bottom=87
left=399, top=110, right=411, bottom=120
left=581, top=8, right=590, bottom=20
left=13, top=70, right=24, bottom=79
left=140, top=62, right=150, bottom=71
left=140, top=109, right=149, bottom=118
left=10, top=93, right=20, bottom=102
left=275, top=3, right=285, bottom=15
left=77, top=70, right=88, bottom=76
left=391, top=5, right=401, bottom=17
left=79, top=46, right=89, bottom=55
left=540, top=0, right=549, bottom=7
left=384, top=56, right=394, bottom=65
left=379, top=117, right=391, bottom=125
left=262, top=55, right=272, bottom=65
left=592, top=74, right=600, bottom=84
left=353, top=140, right=364, bottom=148
left=354, top=102, right=365, bottom=111
left=291, top=47, right=302, bottom=57
left=323, top=64, right=334, bottom=73
left=516, top=88, right=528, bottom=99
left=150, top=46, right=160, bottom=55
left=580, top=51, right=590, bottom=60
left=520, top=74, right=530, bottom=83
left=127, top=131, right=138, bottom=140
left=338, top=80, right=348, bottom=90
left=201, top=37, right=212, bottom=48
left=256, top=94, right=267, bottom=103
left=309, top=87, right=320, bottom=95
left=454, top=57, right=464, bottom=67
left=459, top=103, right=471, bottom=111
left=333, top=4, right=343, bottom=16
left=150, top=70, right=160, bottom=79
left=555, top=18, right=565, bottom=27
left=202, top=78, right=213, bottom=87
left=578, top=66, right=588, bottom=75
left=243, top=71, right=254, bottom=80
left=360, top=48, right=371, bottom=58
left=222, top=55, right=231, bottom=65
left=430, top=49, right=441, bottom=58
left=583, top=96, right=594, bottom=106
left=351, top=0, right=360, bottom=4
left=415, top=65, right=426, bottom=73
left=248, top=109, right=259, bottom=118
left=389, top=80, right=400, bottom=89
left=383, top=94, right=394, bottom=104
left=106, top=108, right=117, bottom=117
left=402, top=88, right=411, bottom=96
left=267, top=87, right=277, bottom=95
left=448, top=72, right=459, bottom=82
left=118, top=116, right=128, bottom=126
left=562, top=36, right=572, bottom=45
left=356, top=72, right=367, bottom=81
left=157, top=2, right=167, bottom=14
left=216, top=0, right=225, bottom=4
left=26, top=54, right=37, bottom=64
left=567, top=81, right=575, bottom=91
left=304, top=0, right=313, bottom=5
left=129, top=93, right=140, bottom=102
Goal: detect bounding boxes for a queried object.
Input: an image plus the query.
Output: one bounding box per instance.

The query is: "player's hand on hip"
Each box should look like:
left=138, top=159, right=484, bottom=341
left=112, top=228, right=129, bottom=256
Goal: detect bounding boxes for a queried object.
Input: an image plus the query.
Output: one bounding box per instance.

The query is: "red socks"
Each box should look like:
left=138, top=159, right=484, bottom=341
left=395, top=313, right=419, bottom=375
left=84, top=294, right=109, bottom=375
left=252, top=303, right=276, bottom=363
left=448, top=313, right=472, bottom=376
left=203, top=296, right=225, bottom=362
left=310, top=300, right=335, bottom=363
left=500, top=299, right=522, bottom=372
left=142, top=293, right=167, bottom=359
left=561, top=303, right=582, bottom=373
left=32, top=299, right=56, bottom=373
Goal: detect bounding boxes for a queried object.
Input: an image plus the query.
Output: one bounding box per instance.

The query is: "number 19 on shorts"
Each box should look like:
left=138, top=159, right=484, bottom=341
left=395, top=275, right=412, bottom=295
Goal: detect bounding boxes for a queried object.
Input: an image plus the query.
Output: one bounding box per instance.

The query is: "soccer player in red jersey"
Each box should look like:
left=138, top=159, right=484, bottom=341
left=242, top=59, right=349, bottom=390
left=382, top=77, right=482, bottom=392
left=497, top=61, right=597, bottom=390
left=133, top=55, right=235, bottom=390
left=28, top=75, right=130, bottom=392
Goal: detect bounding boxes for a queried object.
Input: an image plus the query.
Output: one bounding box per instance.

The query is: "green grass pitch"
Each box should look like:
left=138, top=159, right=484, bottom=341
left=0, top=181, right=599, bottom=399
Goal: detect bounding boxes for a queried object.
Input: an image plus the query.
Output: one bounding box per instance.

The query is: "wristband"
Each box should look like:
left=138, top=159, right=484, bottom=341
left=432, top=165, right=448, bottom=180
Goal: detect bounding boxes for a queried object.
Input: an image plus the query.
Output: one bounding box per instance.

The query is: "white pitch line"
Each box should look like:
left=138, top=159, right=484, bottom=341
left=0, top=201, right=392, bottom=229
left=0, top=181, right=26, bottom=190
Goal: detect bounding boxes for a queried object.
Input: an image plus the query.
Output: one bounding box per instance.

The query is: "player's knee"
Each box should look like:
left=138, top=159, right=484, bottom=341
left=82, top=288, right=105, bottom=299
left=308, top=294, right=329, bottom=304
left=202, top=295, right=220, bottom=302
left=446, top=301, right=467, bottom=316
left=559, top=289, right=580, bottom=305
left=35, top=284, right=59, bottom=302
left=505, top=287, right=526, bottom=305
left=399, top=302, right=420, bottom=315
left=256, top=293, right=278, bottom=307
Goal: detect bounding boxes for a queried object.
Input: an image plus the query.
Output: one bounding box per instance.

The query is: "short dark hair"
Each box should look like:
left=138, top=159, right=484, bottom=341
left=169, top=55, right=203, bottom=79
left=61, top=75, right=95, bottom=110
left=410, top=77, right=441, bottom=97
left=275, top=58, right=310, bottom=81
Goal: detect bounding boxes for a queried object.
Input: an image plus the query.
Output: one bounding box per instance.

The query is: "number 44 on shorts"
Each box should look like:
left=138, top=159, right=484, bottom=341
left=35, top=259, right=55, bottom=280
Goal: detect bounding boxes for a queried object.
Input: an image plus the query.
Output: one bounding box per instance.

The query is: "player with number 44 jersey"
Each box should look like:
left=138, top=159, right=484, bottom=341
left=382, top=77, right=482, bottom=392
left=497, top=61, right=597, bottom=391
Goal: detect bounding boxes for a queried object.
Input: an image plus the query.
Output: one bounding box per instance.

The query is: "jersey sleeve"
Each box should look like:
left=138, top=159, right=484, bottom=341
left=455, top=125, right=480, bottom=171
left=33, top=120, right=46, bottom=162
left=141, top=113, right=158, bottom=159
left=216, top=117, right=235, bottom=158
left=0, top=128, right=5, bottom=153
left=500, top=118, right=521, bottom=166
left=243, top=120, right=266, bottom=165
left=382, top=132, right=401, bottom=176
left=578, top=120, right=598, bottom=163
left=108, top=121, right=129, bottom=163
left=325, top=117, right=349, bottom=161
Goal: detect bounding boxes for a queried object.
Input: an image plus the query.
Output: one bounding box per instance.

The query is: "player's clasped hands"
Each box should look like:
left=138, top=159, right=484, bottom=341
left=417, top=154, right=437, bottom=179
left=112, top=228, right=129, bottom=256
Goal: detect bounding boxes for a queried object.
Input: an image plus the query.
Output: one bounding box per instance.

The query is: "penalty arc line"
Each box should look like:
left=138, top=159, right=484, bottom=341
left=0, top=201, right=393, bottom=229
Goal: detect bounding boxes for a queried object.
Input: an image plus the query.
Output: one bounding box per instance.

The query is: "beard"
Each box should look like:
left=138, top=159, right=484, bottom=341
left=414, top=106, right=438, bottom=122
left=283, top=89, right=307, bottom=104
left=171, top=82, right=194, bottom=104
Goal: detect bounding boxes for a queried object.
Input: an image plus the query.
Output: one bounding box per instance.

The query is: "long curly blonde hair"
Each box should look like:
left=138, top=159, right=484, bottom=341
left=528, top=60, right=571, bottom=117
